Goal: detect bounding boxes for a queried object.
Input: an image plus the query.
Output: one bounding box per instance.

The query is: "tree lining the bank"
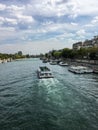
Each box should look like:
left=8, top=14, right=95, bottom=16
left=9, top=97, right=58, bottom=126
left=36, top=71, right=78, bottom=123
left=45, top=47, right=98, bottom=60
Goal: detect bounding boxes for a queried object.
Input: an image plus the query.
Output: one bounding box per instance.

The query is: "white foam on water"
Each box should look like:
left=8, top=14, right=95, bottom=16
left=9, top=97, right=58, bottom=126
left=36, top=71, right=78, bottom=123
left=38, top=78, right=60, bottom=87
left=38, top=78, right=63, bottom=96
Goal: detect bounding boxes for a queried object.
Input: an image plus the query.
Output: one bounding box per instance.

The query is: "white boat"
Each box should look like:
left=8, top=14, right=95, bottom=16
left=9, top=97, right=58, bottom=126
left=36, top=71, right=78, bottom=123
left=59, top=62, right=68, bottom=66
left=68, top=66, right=93, bottom=74
left=50, top=61, right=57, bottom=65
left=93, top=68, right=98, bottom=73
left=37, top=66, right=54, bottom=79
left=83, top=67, right=93, bottom=73
left=68, top=66, right=84, bottom=74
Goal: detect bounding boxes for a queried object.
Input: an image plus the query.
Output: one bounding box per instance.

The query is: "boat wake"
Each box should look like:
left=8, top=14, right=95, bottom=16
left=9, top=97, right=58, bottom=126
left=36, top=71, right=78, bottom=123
left=38, top=78, right=66, bottom=95
left=38, top=78, right=60, bottom=87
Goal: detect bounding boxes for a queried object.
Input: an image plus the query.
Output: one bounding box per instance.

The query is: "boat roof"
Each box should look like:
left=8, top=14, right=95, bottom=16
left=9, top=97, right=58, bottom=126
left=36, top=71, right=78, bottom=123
left=39, top=66, right=50, bottom=71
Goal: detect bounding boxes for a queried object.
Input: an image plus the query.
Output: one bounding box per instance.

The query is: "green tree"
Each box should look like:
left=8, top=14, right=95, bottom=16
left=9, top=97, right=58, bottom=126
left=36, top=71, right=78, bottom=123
left=77, top=48, right=88, bottom=59
left=18, top=51, right=22, bottom=56
left=61, top=48, right=72, bottom=58
left=53, top=51, right=62, bottom=59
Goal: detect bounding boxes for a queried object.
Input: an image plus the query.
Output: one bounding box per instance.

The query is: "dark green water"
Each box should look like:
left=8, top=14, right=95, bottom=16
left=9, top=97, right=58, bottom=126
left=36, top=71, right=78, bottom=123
left=0, top=58, right=98, bottom=130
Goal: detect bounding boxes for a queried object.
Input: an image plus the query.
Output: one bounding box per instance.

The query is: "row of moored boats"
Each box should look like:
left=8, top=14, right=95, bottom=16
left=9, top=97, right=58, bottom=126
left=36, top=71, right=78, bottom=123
left=37, top=59, right=96, bottom=79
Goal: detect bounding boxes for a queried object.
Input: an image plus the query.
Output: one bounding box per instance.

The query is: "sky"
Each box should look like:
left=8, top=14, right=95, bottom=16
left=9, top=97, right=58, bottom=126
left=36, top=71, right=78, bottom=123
left=0, top=0, right=98, bottom=54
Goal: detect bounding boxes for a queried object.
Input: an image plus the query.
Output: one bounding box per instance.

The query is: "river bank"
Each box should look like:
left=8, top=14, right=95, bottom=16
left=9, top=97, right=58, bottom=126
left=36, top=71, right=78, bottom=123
left=0, top=58, right=26, bottom=64
left=0, top=58, right=13, bottom=63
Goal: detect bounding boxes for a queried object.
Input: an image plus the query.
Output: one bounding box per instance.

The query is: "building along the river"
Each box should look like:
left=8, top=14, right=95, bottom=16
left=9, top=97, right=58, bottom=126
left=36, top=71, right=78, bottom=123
left=73, top=36, right=98, bottom=50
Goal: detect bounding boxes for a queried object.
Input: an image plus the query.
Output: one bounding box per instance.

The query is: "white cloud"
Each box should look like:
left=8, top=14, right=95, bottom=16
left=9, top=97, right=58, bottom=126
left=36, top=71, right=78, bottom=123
left=5, top=18, right=18, bottom=25
left=42, top=21, right=54, bottom=26
left=0, top=3, right=6, bottom=10
left=15, top=14, right=34, bottom=23
left=74, top=0, right=98, bottom=16
left=1, top=0, right=98, bottom=22
left=26, top=1, right=68, bottom=17
left=85, top=16, right=98, bottom=28
left=0, top=27, right=15, bottom=31
left=7, top=5, right=35, bottom=24
left=7, top=5, right=25, bottom=11
left=24, top=0, right=98, bottom=18
left=85, top=24, right=94, bottom=28
left=56, top=32, right=75, bottom=40
left=28, top=0, right=94, bottom=18
left=0, top=4, right=35, bottom=25
left=35, top=0, right=98, bottom=18
left=71, top=22, right=78, bottom=26
left=76, top=29, right=86, bottom=36
left=31, top=22, right=79, bottom=35
left=76, top=29, right=87, bottom=40
left=0, top=16, right=4, bottom=21
left=0, top=16, right=18, bottom=25
left=91, top=16, right=98, bottom=24
left=0, top=16, right=4, bottom=24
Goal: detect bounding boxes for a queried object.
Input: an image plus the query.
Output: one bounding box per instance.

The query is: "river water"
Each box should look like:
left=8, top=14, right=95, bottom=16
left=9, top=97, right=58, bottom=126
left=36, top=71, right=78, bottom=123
left=0, top=58, right=98, bottom=130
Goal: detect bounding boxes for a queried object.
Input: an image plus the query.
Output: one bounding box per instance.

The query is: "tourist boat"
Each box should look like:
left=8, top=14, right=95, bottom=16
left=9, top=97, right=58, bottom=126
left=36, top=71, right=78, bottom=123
left=59, top=62, right=68, bottom=66
left=37, top=66, right=54, bottom=79
left=68, top=66, right=93, bottom=74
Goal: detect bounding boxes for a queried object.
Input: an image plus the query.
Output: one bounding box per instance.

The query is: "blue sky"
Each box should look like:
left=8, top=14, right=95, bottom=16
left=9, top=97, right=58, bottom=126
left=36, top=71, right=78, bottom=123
left=0, top=0, right=98, bottom=54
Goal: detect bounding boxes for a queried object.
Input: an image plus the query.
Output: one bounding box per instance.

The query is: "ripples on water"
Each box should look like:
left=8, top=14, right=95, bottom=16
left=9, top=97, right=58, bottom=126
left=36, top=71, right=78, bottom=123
left=0, top=58, right=98, bottom=130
